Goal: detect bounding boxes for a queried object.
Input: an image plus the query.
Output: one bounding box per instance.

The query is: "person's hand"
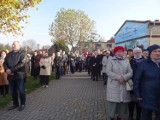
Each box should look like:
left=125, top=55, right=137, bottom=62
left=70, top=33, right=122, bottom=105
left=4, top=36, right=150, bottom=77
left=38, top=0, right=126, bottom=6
left=119, top=76, right=125, bottom=85
left=6, top=69, right=12, bottom=74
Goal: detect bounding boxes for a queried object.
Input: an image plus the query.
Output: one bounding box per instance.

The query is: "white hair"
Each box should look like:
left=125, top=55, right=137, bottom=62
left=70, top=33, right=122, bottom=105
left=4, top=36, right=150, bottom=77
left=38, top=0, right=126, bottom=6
left=133, top=47, right=142, bottom=53
left=13, top=41, right=21, bottom=47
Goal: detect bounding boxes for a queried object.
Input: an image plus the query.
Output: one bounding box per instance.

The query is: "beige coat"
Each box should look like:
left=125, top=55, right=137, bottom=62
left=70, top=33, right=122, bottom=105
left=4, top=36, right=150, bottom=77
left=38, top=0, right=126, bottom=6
left=106, top=56, right=133, bottom=103
left=0, top=59, right=8, bottom=85
left=39, top=57, right=52, bottom=76
left=102, top=56, right=111, bottom=73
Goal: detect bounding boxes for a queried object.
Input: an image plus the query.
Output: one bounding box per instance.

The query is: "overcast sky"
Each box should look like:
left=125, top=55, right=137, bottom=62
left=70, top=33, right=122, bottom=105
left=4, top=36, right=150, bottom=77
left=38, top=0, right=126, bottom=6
left=0, top=0, right=160, bottom=48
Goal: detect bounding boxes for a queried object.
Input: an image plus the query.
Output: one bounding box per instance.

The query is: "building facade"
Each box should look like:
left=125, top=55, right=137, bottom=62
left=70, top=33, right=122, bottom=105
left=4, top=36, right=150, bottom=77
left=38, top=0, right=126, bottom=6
left=115, top=20, right=160, bottom=50
left=79, top=38, right=115, bottom=52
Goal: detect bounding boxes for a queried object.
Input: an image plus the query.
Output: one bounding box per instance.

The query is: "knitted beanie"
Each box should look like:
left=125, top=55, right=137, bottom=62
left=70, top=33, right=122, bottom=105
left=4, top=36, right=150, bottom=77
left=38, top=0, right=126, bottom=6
left=147, top=44, right=160, bottom=55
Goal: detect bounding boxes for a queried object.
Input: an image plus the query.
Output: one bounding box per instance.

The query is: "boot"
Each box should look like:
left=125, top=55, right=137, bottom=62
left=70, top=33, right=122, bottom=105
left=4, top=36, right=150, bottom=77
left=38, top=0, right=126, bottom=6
left=110, top=117, right=114, bottom=120
left=117, top=116, right=122, bottom=120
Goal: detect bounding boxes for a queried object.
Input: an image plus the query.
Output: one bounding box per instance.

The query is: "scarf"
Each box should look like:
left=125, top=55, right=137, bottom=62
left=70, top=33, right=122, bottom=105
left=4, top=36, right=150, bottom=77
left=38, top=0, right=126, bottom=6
left=115, top=55, right=124, bottom=60
left=134, top=56, right=142, bottom=63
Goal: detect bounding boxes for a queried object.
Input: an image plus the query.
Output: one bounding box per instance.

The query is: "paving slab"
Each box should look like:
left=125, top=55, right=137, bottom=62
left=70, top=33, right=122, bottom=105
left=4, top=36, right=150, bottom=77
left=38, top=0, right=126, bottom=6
left=0, top=72, right=107, bottom=120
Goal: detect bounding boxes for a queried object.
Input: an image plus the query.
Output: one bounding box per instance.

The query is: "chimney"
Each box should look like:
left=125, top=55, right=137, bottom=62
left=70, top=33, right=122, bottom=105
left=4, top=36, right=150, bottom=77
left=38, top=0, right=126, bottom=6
left=154, top=19, right=160, bottom=25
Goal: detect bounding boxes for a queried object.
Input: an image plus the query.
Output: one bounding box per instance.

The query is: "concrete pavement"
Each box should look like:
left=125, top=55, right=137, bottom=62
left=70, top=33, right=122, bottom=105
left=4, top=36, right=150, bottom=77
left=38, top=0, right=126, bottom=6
left=0, top=72, right=107, bottom=120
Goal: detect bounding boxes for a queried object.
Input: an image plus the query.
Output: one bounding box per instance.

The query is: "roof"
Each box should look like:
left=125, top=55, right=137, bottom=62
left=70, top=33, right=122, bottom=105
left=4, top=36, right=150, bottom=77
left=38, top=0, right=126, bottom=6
left=114, top=20, right=160, bottom=36
left=106, top=37, right=115, bottom=43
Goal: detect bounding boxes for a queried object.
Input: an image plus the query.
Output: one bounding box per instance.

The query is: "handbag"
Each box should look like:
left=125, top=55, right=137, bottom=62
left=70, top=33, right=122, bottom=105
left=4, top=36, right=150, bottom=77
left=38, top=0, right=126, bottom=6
left=126, top=79, right=133, bottom=91
left=41, top=65, right=46, bottom=69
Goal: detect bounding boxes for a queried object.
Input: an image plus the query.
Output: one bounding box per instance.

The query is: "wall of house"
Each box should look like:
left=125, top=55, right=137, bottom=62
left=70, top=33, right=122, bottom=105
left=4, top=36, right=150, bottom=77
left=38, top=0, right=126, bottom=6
left=115, top=22, right=148, bottom=44
left=148, top=24, right=160, bottom=35
left=147, top=24, right=160, bottom=46
left=149, top=37, right=160, bottom=46
left=115, top=21, right=160, bottom=49
left=79, top=42, right=114, bottom=51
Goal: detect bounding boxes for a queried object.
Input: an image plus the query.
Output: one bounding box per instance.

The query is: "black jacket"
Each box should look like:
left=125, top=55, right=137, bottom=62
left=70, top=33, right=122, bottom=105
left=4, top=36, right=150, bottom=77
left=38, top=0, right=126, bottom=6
left=3, top=49, right=26, bottom=74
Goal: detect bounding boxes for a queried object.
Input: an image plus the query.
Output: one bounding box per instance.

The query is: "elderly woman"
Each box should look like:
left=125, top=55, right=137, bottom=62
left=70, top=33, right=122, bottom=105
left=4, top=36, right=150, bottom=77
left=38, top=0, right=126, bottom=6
left=106, top=46, right=133, bottom=120
left=39, top=52, right=52, bottom=88
left=134, top=44, right=160, bottom=120
left=129, top=47, right=144, bottom=120
left=102, top=50, right=111, bottom=85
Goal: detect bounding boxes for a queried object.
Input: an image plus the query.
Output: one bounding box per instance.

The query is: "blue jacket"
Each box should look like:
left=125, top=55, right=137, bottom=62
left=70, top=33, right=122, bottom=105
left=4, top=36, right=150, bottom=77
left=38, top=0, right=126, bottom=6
left=134, top=57, right=160, bottom=111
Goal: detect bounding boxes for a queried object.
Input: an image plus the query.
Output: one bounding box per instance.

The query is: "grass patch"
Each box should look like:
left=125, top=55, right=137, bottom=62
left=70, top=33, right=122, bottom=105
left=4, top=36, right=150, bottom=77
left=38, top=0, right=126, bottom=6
left=0, top=95, right=12, bottom=108
left=0, top=72, right=55, bottom=108
left=25, top=76, right=41, bottom=93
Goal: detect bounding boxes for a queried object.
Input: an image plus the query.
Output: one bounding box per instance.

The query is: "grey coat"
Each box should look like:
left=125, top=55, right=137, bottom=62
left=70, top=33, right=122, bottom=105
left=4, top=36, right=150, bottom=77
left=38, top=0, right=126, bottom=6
left=102, top=56, right=111, bottom=73
left=106, top=56, right=133, bottom=103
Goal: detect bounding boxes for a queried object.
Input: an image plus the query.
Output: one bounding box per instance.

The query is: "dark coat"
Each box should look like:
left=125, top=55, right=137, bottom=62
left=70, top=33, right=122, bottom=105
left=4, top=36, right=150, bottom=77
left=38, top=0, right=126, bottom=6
left=134, top=57, right=160, bottom=111
left=90, top=56, right=96, bottom=66
left=90, top=56, right=99, bottom=75
left=54, top=56, right=62, bottom=67
left=96, top=55, right=103, bottom=69
left=3, top=49, right=27, bottom=80
left=86, top=56, right=91, bottom=66
left=31, top=55, right=41, bottom=76
left=130, top=57, right=144, bottom=79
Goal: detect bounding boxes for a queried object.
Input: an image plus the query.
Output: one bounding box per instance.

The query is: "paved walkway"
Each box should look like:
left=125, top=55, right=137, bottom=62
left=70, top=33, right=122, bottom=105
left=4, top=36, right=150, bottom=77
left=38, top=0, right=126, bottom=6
left=0, top=72, right=107, bottom=120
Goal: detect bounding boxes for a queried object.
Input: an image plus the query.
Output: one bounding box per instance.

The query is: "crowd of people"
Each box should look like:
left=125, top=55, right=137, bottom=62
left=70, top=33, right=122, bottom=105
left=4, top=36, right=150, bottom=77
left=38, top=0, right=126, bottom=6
left=0, top=40, right=160, bottom=120
left=83, top=45, right=159, bottom=120
left=104, top=45, right=160, bottom=120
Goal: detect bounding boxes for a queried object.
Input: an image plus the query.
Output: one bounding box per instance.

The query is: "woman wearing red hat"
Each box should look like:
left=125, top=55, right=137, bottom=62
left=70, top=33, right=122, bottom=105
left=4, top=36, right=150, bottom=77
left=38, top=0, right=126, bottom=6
left=106, top=46, right=133, bottom=120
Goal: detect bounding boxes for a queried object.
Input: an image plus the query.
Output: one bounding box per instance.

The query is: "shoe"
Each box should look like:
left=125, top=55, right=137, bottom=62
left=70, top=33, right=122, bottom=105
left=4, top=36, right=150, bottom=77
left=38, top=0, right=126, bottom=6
left=42, top=85, right=45, bottom=88
left=18, top=105, right=25, bottom=111
left=45, top=85, right=48, bottom=88
left=8, top=105, right=18, bottom=110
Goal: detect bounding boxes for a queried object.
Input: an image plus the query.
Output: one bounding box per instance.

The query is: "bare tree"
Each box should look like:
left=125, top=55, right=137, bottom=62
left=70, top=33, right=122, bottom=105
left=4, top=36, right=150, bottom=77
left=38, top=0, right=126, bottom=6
left=22, top=39, right=37, bottom=51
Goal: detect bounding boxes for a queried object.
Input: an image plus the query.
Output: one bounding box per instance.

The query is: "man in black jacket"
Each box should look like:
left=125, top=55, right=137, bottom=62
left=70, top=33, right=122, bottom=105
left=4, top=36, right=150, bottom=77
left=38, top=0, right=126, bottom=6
left=54, top=52, right=62, bottom=79
left=3, top=41, right=27, bottom=111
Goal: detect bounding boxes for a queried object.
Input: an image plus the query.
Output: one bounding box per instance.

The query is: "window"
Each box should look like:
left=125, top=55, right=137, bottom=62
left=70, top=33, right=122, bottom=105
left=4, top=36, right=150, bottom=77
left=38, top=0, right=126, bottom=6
left=106, top=44, right=112, bottom=48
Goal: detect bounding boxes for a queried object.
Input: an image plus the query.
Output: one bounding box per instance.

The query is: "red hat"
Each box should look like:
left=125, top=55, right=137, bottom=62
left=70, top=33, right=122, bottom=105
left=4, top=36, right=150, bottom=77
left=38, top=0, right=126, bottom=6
left=113, top=46, right=125, bottom=53
left=88, top=52, right=92, bottom=55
